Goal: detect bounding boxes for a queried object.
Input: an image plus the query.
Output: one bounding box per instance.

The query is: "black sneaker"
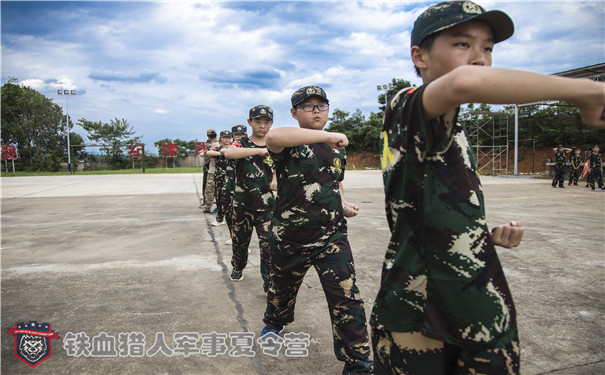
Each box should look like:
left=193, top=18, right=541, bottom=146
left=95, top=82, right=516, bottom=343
left=559, top=185, right=565, bottom=188
left=230, top=269, right=244, bottom=281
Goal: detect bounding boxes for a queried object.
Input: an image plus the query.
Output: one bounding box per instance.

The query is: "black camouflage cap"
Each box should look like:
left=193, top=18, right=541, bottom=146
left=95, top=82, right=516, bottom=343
left=207, top=128, right=217, bottom=136
left=291, top=86, right=329, bottom=108
left=249, top=105, right=273, bottom=120
left=411, top=1, right=514, bottom=47
left=231, top=124, right=247, bottom=134
left=220, top=130, right=232, bottom=138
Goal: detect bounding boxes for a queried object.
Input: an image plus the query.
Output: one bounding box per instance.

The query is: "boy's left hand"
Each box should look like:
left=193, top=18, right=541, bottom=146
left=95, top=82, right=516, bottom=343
left=490, top=221, right=524, bottom=249
left=342, top=201, right=359, bottom=218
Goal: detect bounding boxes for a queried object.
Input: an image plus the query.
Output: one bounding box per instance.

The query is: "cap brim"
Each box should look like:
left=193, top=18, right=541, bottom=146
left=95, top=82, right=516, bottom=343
left=471, top=10, right=514, bottom=43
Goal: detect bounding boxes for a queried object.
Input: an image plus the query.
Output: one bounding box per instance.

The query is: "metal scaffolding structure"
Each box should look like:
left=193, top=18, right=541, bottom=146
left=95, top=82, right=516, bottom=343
left=464, top=111, right=509, bottom=176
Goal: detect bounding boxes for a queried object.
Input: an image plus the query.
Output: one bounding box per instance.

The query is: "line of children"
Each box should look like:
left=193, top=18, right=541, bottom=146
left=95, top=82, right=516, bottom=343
left=202, top=2, right=604, bottom=373
left=549, top=145, right=603, bottom=189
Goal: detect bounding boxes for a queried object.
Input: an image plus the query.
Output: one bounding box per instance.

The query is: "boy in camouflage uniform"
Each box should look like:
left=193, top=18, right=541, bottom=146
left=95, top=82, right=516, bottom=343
left=587, top=145, right=605, bottom=191
left=552, top=145, right=571, bottom=188
left=206, top=130, right=232, bottom=226
left=224, top=106, right=276, bottom=287
left=372, top=1, right=605, bottom=374
left=262, top=86, right=372, bottom=374
left=202, top=129, right=220, bottom=212
left=221, top=125, right=248, bottom=245
left=568, top=148, right=584, bottom=186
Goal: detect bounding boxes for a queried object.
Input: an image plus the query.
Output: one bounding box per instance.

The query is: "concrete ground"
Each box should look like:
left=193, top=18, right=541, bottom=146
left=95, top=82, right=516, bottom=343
left=1, top=171, right=603, bottom=374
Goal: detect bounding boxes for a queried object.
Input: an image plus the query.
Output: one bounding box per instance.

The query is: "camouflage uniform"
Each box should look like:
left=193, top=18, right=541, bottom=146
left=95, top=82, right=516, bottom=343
left=372, top=85, right=519, bottom=374
left=230, top=136, right=275, bottom=290
left=263, top=144, right=372, bottom=374
left=552, top=149, right=566, bottom=188
left=213, top=144, right=229, bottom=223
left=588, top=152, right=604, bottom=190
left=568, top=152, right=584, bottom=186
left=203, top=139, right=220, bottom=211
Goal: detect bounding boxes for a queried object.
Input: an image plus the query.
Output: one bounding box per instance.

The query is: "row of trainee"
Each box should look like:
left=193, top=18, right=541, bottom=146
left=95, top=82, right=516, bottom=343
left=200, top=1, right=605, bottom=374
left=551, top=145, right=604, bottom=190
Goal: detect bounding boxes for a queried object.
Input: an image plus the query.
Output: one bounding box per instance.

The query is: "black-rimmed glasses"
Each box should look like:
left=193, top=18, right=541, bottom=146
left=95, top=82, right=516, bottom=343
left=297, top=103, right=329, bottom=112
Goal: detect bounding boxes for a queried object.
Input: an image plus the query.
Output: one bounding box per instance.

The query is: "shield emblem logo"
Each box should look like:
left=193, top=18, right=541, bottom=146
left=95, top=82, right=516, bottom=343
left=7, top=321, right=60, bottom=367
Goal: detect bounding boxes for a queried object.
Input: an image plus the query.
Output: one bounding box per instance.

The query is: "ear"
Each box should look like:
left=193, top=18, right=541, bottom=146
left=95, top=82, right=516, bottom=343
left=290, top=107, right=298, bottom=120
left=247, top=119, right=252, bottom=126
left=411, top=46, right=428, bottom=71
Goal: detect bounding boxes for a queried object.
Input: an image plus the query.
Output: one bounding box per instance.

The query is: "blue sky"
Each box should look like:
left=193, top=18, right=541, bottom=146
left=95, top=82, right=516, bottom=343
left=2, top=0, right=604, bottom=151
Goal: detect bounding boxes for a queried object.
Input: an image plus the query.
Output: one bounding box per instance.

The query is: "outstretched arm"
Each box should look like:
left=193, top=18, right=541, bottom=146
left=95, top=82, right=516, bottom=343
left=223, top=146, right=268, bottom=160
left=423, top=65, right=605, bottom=128
left=266, top=128, right=348, bottom=154
left=490, top=221, right=524, bottom=249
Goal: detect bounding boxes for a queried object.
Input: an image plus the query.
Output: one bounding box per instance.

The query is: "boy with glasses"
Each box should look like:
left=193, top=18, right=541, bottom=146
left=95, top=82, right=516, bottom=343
left=261, top=86, right=372, bottom=374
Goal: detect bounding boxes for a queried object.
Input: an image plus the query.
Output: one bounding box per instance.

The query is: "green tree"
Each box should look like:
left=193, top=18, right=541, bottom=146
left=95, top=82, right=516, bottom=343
left=78, top=117, right=139, bottom=169
left=327, top=109, right=382, bottom=153
left=377, top=78, right=414, bottom=112
left=1, top=77, right=71, bottom=171
left=153, top=138, right=197, bottom=157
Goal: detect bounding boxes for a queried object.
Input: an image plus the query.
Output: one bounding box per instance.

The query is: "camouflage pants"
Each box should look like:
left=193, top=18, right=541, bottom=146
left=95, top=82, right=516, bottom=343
left=203, top=172, right=216, bottom=211
left=214, top=177, right=229, bottom=223
left=371, top=327, right=520, bottom=375
left=230, top=207, right=272, bottom=290
left=264, top=234, right=372, bottom=374
left=552, top=164, right=565, bottom=187
left=568, top=167, right=581, bottom=185
left=588, top=168, right=604, bottom=189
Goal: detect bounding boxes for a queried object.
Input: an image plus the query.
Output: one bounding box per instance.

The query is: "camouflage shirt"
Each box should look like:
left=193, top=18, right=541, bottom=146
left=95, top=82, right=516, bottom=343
left=223, top=143, right=238, bottom=196
left=570, top=153, right=584, bottom=169
left=232, top=137, right=275, bottom=211
left=269, top=143, right=346, bottom=248
left=371, top=85, right=517, bottom=348
left=589, top=153, right=602, bottom=171
left=554, top=150, right=566, bottom=166
left=213, top=145, right=228, bottom=183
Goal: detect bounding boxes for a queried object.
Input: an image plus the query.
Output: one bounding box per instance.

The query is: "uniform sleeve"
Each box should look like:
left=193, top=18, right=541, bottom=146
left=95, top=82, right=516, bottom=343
left=387, top=85, right=458, bottom=158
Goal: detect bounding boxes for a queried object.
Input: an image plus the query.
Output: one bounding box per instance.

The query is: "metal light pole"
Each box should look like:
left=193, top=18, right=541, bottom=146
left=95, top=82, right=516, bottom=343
left=57, top=89, right=76, bottom=173
left=376, top=83, right=394, bottom=111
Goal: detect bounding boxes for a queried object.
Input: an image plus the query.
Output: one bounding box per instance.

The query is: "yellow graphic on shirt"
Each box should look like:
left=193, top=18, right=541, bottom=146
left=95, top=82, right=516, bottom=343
left=381, top=131, right=395, bottom=169
left=330, top=157, right=343, bottom=174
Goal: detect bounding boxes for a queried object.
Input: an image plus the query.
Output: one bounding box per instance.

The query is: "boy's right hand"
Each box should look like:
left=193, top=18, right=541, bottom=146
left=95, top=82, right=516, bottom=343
left=326, top=132, right=348, bottom=150
left=258, top=148, right=270, bottom=157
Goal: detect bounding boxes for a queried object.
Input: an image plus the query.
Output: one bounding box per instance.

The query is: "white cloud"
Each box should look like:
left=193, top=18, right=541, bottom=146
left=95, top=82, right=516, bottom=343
left=2, top=1, right=603, bottom=147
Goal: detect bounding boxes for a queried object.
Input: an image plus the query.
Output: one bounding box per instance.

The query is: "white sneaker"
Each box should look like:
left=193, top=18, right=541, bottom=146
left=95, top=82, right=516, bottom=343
left=211, top=220, right=225, bottom=227
left=225, top=239, right=233, bottom=245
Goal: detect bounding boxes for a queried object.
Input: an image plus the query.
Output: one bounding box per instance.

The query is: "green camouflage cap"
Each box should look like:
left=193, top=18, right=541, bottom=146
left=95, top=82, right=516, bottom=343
left=411, top=1, right=514, bottom=46
left=207, top=128, right=217, bottom=136
left=249, top=105, right=273, bottom=120
left=291, top=86, right=329, bottom=108
left=231, top=124, right=247, bottom=134
left=220, top=130, right=232, bottom=138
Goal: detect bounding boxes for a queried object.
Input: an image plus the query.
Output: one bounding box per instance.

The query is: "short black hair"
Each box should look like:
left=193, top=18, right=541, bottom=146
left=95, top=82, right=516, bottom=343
left=414, top=32, right=439, bottom=78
